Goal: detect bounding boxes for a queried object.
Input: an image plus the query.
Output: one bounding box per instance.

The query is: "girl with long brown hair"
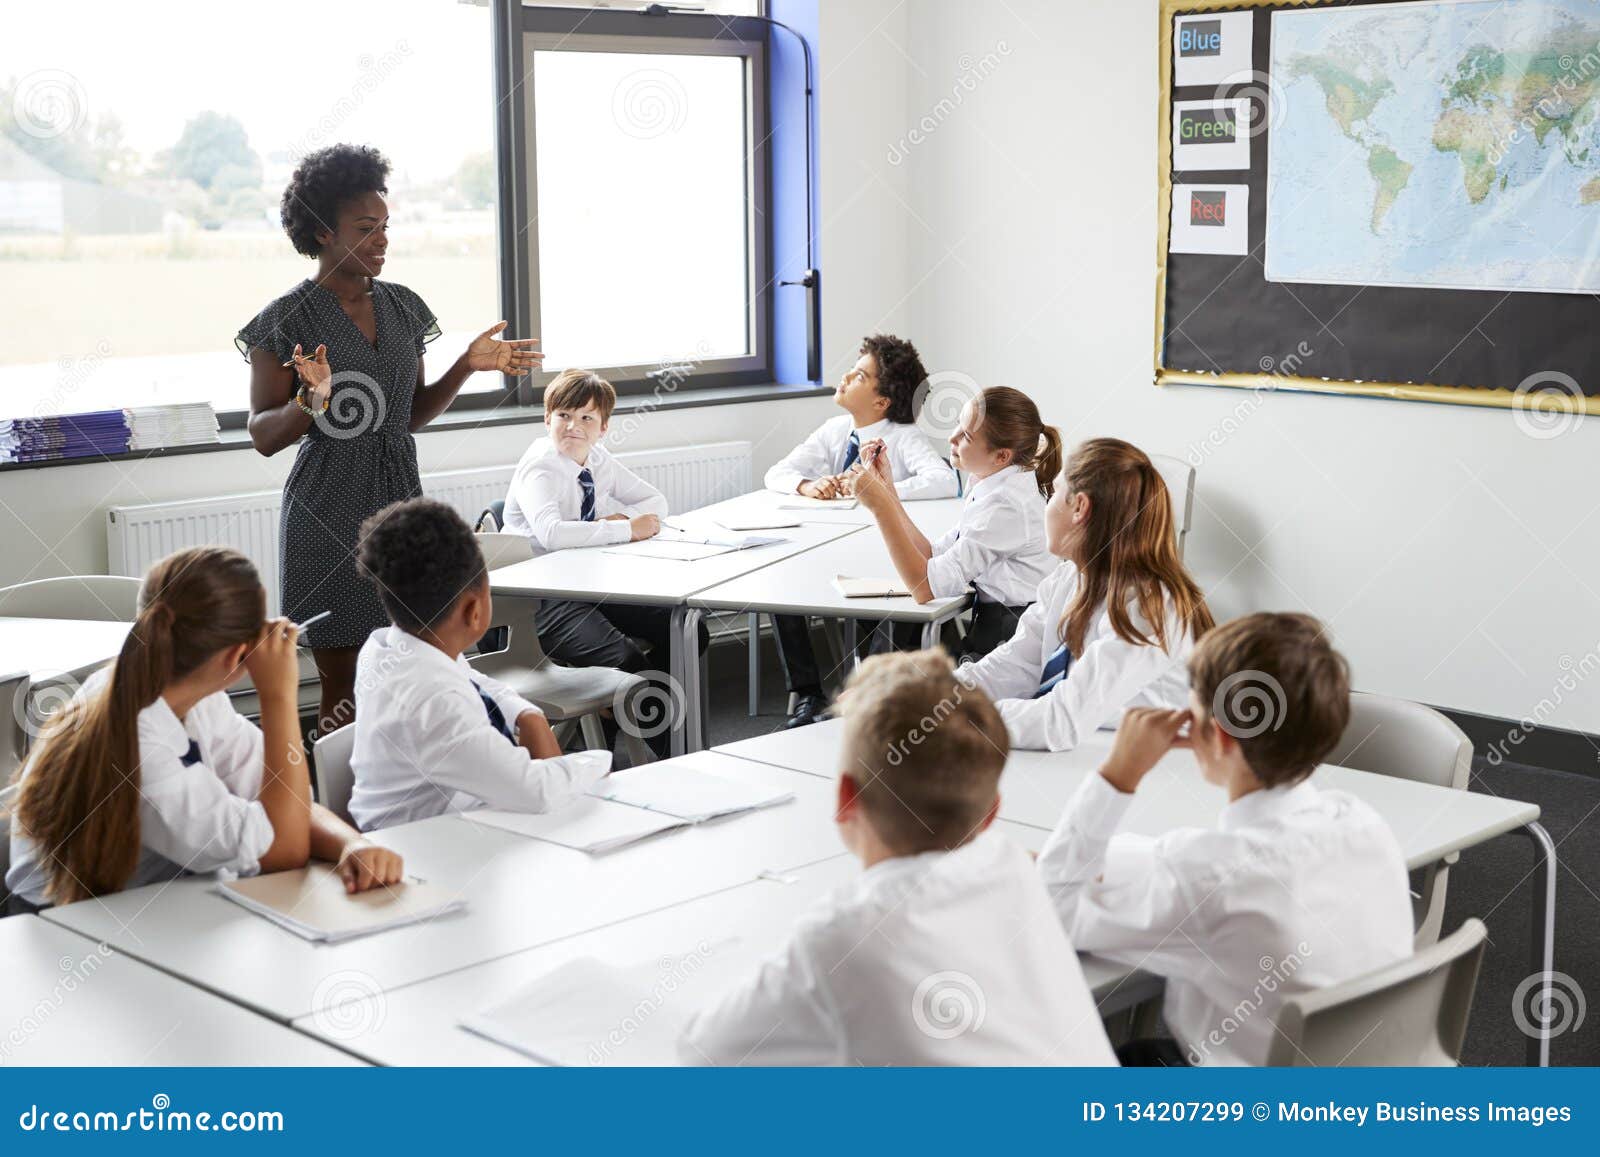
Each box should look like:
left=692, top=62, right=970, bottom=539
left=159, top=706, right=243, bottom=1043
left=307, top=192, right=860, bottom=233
left=5, top=547, right=403, bottom=910
left=854, top=386, right=1061, bottom=661
left=957, top=437, right=1214, bottom=751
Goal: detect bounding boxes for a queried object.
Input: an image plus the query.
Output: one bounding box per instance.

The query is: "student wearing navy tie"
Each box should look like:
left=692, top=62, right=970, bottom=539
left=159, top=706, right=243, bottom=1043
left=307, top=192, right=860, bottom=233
left=957, top=438, right=1215, bottom=752
left=347, top=498, right=611, bottom=831
left=6, top=548, right=402, bottom=911
left=763, top=335, right=957, bottom=728
left=502, top=370, right=707, bottom=757
left=854, top=386, right=1060, bottom=663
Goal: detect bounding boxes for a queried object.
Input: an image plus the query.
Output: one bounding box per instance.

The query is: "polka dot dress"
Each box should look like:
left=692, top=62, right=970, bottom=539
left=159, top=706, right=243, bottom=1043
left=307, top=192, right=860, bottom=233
left=236, top=279, right=441, bottom=649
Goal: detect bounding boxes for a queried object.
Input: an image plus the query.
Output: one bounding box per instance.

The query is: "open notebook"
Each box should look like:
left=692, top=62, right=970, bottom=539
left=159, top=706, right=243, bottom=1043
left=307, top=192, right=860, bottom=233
left=779, top=495, right=859, bottom=510
left=832, top=574, right=911, bottom=598
left=590, top=762, right=795, bottom=823
left=460, top=944, right=749, bottom=1065
left=216, top=864, right=465, bottom=943
left=464, top=764, right=794, bottom=853
left=603, top=526, right=783, bottom=562
left=465, top=798, right=687, bottom=855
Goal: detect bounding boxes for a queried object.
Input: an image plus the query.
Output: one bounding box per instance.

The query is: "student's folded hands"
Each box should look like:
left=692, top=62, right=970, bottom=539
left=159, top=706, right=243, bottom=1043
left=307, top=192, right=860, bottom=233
left=1098, top=706, right=1193, bottom=795
left=336, top=842, right=406, bottom=894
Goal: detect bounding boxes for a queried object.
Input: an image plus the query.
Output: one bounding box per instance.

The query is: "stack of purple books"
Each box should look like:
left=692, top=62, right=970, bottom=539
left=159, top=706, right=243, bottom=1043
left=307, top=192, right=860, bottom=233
left=0, top=410, right=132, bottom=464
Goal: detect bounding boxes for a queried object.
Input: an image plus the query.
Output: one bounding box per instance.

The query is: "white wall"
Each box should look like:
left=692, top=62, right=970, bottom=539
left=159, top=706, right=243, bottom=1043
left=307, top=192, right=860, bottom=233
left=0, top=0, right=921, bottom=605
left=887, top=0, right=1600, bottom=731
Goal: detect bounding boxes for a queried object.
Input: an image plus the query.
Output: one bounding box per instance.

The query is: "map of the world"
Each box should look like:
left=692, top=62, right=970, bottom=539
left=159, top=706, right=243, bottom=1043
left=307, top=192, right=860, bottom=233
left=1265, top=0, right=1600, bottom=294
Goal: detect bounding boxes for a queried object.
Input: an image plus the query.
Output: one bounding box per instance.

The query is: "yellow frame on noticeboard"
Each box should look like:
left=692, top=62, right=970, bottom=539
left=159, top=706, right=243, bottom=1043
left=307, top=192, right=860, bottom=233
left=1154, top=0, right=1597, bottom=415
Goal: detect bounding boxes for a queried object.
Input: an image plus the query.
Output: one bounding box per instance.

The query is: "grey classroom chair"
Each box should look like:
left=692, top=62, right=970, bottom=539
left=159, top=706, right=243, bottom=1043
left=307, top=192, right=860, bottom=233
left=1, top=670, right=29, bottom=787
left=0, top=575, right=141, bottom=621
left=1147, top=454, right=1195, bottom=560
left=311, top=724, right=357, bottom=825
left=1326, top=692, right=1473, bottom=948
left=472, top=533, right=654, bottom=765
left=1265, top=918, right=1487, bottom=1066
left=0, top=781, right=16, bottom=912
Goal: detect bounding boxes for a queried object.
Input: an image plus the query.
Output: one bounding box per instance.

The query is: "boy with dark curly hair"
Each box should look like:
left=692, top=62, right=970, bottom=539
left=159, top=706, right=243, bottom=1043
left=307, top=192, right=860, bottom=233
left=763, top=334, right=958, bottom=728
left=346, top=497, right=610, bottom=831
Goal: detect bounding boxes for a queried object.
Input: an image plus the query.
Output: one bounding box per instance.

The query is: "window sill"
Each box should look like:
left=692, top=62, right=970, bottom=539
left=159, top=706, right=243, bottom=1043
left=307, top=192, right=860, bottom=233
left=0, top=381, right=833, bottom=473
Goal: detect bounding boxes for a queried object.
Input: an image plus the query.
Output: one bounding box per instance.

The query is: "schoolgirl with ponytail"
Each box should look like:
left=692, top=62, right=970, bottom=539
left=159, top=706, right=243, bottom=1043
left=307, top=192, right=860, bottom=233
left=5, top=547, right=402, bottom=910
left=958, top=437, right=1215, bottom=752
left=854, top=386, right=1062, bottom=660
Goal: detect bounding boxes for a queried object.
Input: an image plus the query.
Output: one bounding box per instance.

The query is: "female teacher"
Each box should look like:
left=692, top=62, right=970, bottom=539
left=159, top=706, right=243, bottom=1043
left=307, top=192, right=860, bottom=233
left=238, top=143, right=539, bottom=736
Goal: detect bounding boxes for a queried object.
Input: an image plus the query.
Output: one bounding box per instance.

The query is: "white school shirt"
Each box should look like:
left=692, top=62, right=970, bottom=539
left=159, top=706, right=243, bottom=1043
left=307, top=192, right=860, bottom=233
left=6, top=667, right=274, bottom=906
left=924, top=464, right=1055, bottom=606
left=347, top=626, right=611, bottom=831
left=503, top=437, right=669, bottom=555
left=764, top=414, right=958, bottom=500
left=959, top=561, right=1194, bottom=751
left=1038, top=775, right=1413, bottom=1066
left=678, top=830, right=1116, bottom=1066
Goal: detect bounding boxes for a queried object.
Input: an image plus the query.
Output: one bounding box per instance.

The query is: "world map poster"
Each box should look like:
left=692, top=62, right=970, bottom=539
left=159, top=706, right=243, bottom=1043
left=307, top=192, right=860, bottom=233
left=1266, top=0, right=1600, bottom=295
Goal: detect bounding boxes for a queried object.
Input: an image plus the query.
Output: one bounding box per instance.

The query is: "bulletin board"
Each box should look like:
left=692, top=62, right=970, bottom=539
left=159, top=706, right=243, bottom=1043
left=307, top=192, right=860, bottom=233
left=1156, top=0, right=1600, bottom=414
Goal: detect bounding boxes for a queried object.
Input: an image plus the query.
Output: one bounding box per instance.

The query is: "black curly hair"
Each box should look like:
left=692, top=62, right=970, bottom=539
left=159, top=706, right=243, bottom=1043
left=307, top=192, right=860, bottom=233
left=356, top=498, right=485, bottom=634
left=860, top=334, right=928, bottom=425
left=280, top=144, right=390, bottom=258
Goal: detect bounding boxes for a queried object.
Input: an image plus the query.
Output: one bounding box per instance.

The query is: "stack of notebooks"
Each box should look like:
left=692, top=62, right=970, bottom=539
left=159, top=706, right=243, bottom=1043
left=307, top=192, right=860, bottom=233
left=0, top=411, right=130, bottom=463
left=126, top=402, right=220, bottom=451
left=466, top=761, right=796, bottom=853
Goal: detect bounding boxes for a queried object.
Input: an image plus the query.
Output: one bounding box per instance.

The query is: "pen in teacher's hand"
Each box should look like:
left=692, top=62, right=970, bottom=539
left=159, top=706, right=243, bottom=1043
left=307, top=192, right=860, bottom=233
left=294, top=610, right=332, bottom=632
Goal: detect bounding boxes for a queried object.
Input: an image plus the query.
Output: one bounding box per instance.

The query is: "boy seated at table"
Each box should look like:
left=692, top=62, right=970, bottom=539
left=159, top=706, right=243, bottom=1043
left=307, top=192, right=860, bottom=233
left=1037, top=612, right=1413, bottom=1066
left=763, top=334, right=958, bottom=729
left=679, top=649, right=1116, bottom=1066
left=502, top=368, right=704, bottom=758
left=347, top=497, right=611, bottom=831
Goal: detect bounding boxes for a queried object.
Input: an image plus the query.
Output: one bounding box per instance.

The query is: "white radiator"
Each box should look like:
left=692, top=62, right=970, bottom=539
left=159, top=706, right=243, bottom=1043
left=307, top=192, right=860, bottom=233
left=107, top=441, right=753, bottom=614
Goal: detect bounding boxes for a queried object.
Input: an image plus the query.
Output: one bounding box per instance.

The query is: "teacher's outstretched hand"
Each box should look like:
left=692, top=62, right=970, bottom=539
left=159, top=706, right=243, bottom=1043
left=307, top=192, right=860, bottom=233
left=466, top=322, right=543, bottom=377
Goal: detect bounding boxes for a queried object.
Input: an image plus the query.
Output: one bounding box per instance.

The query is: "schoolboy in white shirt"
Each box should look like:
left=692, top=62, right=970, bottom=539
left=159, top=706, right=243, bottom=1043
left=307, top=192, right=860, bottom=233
left=763, top=334, right=958, bottom=728
left=502, top=369, right=705, bottom=758
left=1037, top=612, right=1413, bottom=1066
left=680, top=650, right=1116, bottom=1067
left=348, top=497, right=610, bottom=831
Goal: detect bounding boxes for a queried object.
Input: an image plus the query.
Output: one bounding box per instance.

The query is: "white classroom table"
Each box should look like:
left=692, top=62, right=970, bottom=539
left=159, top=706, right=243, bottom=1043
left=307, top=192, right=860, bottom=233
left=40, top=754, right=850, bottom=1024
left=688, top=524, right=972, bottom=742
left=717, top=718, right=1557, bottom=1066
left=0, top=616, right=131, bottom=682
left=0, top=915, right=360, bottom=1066
left=489, top=518, right=861, bottom=756
left=486, top=491, right=964, bottom=755
left=292, top=827, right=1151, bottom=1066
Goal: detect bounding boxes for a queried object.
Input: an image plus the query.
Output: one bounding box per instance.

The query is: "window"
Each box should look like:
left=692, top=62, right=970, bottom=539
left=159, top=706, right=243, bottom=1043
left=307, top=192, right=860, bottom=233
left=507, top=6, right=773, bottom=397
left=0, top=0, right=500, bottom=426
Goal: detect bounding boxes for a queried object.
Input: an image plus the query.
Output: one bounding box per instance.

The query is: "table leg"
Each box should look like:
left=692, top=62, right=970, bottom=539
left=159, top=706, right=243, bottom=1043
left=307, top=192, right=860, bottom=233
left=677, top=607, right=706, bottom=753
left=669, top=606, right=688, bottom=758
left=747, top=613, right=760, bottom=717
left=920, top=619, right=939, bottom=650
left=843, top=619, right=857, bottom=668
left=1517, top=821, right=1557, bottom=1067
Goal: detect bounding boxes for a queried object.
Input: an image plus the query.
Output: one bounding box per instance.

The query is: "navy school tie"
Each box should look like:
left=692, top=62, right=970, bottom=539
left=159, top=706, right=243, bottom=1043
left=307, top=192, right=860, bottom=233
left=477, top=686, right=517, bottom=744
left=1034, top=642, right=1072, bottom=699
left=180, top=739, right=203, bottom=767
left=577, top=467, right=596, bottom=522
left=839, top=431, right=861, bottom=473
